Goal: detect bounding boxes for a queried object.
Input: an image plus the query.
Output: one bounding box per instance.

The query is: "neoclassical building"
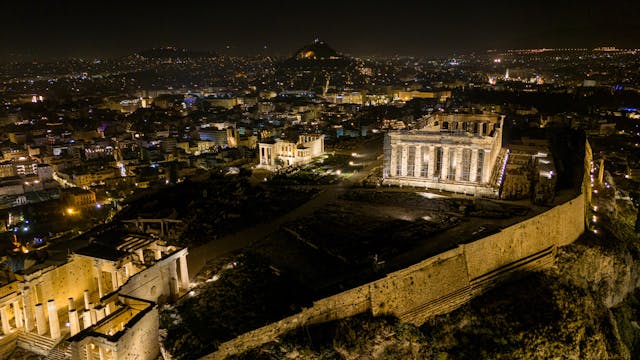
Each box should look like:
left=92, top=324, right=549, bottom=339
left=383, top=113, right=506, bottom=197
left=0, top=221, right=189, bottom=360
left=257, top=134, right=325, bottom=170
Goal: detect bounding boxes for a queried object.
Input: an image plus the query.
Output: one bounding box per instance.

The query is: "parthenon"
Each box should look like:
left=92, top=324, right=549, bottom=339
left=383, top=113, right=506, bottom=197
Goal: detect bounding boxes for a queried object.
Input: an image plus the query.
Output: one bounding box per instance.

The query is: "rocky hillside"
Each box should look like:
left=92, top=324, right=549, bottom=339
left=231, top=199, right=640, bottom=359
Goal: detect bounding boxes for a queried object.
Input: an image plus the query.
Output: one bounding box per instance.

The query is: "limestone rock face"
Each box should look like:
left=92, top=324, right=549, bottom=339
left=558, top=242, right=640, bottom=308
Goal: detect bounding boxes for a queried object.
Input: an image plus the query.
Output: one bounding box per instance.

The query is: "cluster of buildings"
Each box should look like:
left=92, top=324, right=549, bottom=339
left=0, top=41, right=638, bottom=358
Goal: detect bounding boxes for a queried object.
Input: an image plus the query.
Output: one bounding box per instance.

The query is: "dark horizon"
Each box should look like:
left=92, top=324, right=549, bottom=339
left=1, top=0, right=639, bottom=61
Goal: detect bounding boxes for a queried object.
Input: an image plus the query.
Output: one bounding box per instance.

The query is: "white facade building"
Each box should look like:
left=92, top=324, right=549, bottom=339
left=383, top=113, right=506, bottom=197
left=258, top=134, right=325, bottom=170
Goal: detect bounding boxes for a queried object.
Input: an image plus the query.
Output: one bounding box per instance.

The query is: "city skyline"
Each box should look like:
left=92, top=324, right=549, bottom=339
left=1, top=1, right=640, bottom=359
left=1, top=0, right=639, bottom=60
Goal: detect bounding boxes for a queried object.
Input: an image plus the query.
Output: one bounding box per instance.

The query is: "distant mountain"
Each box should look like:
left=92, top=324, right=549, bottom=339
left=276, top=40, right=361, bottom=93
left=290, top=40, right=341, bottom=61
left=135, top=47, right=218, bottom=59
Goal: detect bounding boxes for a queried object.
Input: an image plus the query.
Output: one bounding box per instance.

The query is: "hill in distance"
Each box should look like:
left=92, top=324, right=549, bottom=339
left=291, top=39, right=342, bottom=60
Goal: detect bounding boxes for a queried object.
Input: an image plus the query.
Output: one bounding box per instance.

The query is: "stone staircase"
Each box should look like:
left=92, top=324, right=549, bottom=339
left=16, top=330, right=72, bottom=359
left=17, top=331, right=57, bottom=356
left=45, top=342, right=72, bottom=360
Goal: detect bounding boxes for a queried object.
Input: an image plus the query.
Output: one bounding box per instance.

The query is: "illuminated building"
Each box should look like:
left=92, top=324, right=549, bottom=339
left=383, top=113, right=506, bottom=197
left=258, top=134, right=325, bottom=169
left=56, top=167, right=117, bottom=188
left=393, top=90, right=452, bottom=103
left=61, top=188, right=97, bottom=209
left=324, top=92, right=364, bottom=105
left=0, top=224, right=189, bottom=359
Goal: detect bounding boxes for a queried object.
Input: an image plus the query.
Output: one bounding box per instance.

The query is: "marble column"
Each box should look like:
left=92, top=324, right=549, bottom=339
left=414, top=146, right=422, bottom=177
left=428, top=146, right=436, bottom=179
left=89, top=303, right=97, bottom=325
left=12, top=301, right=23, bottom=328
left=35, top=303, right=47, bottom=335
left=69, top=309, right=80, bottom=336
left=482, top=150, right=491, bottom=183
left=400, top=145, right=408, bottom=176
left=389, top=145, right=397, bottom=177
left=67, top=297, right=79, bottom=334
left=0, top=306, right=11, bottom=334
left=22, top=289, right=34, bottom=332
left=455, top=147, right=464, bottom=181
left=47, top=300, right=60, bottom=339
left=98, top=346, right=106, bottom=360
left=179, top=255, right=189, bottom=291
left=82, top=310, right=92, bottom=329
left=470, top=149, right=479, bottom=183
left=441, top=146, right=449, bottom=180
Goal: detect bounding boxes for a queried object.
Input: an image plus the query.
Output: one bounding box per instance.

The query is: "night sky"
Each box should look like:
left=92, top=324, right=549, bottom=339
left=1, top=0, right=639, bottom=60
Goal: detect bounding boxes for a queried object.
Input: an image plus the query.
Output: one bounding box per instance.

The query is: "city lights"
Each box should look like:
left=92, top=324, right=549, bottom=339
left=0, top=9, right=637, bottom=359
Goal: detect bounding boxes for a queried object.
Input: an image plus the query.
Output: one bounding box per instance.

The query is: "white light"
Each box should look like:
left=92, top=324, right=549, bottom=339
left=336, top=170, right=342, bottom=175
left=419, top=192, right=446, bottom=199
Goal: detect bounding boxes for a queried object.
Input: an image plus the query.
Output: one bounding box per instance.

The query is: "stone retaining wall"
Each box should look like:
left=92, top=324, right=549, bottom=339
left=206, top=193, right=585, bottom=359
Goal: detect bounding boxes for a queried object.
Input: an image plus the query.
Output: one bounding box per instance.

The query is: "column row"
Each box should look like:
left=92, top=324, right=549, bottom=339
left=391, top=144, right=490, bottom=183
left=0, top=301, right=23, bottom=335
